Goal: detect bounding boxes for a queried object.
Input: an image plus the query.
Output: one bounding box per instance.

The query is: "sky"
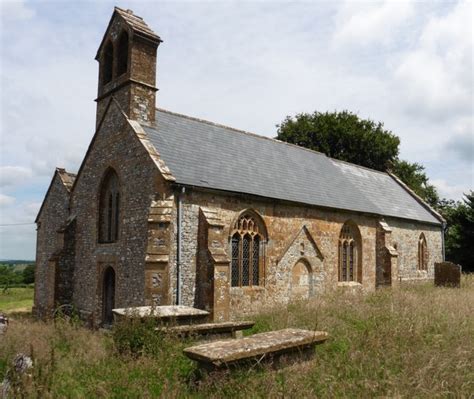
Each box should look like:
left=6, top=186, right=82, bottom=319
left=0, top=0, right=473, bottom=260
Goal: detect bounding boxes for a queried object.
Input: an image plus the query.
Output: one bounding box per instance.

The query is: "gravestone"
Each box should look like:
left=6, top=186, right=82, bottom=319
left=434, top=262, right=461, bottom=288
left=0, top=313, right=8, bottom=335
left=1, top=354, right=33, bottom=398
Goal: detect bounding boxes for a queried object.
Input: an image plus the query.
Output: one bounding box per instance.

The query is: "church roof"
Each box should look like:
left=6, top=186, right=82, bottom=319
left=35, top=168, right=76, bottom=223
left=56, top=168, right=76, bottom=192
left=143, top=109, right=442, bottom=225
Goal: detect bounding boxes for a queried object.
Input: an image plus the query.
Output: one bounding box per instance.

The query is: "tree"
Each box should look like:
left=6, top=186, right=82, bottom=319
left=276, top=110, right=400, bottom=171
left=0, top=264, right=23, bottom=286
left=22, top=264, right=35, bottom=284
left=438, top=192, right=474, bottom=272
left=276, top=110, right=439, bottom=205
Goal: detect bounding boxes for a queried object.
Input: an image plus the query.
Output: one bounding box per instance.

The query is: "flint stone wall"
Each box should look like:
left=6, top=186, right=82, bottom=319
left=173, top=188, right=443, bottom=318
left=69, top=100, right=170, bottom=325
left=385, top=218, right=443, bottom=282
left=34, top=174, right=71, bottom=317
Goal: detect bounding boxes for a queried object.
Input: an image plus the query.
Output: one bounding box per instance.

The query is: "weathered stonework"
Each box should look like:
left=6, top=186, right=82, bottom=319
left=65, top=98, right=172, bottom=325
left=34, top=169, right=75, bottom=317
left=385, top=218, right=442, bottom=282
left=34, top=8, right=445, bottom=326
left=434, top=261, right=461, bottom=287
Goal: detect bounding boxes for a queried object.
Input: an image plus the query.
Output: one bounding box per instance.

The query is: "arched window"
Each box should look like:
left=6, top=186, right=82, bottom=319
left=102, top=41, right=114, bottom=84
left=98, top=169, right=120, bottom=243
left=231, top=211, right=267, bottom=287
left=418, top=234, right=428, bottom=271
left=116, top=31, right=129, bottom=77
left=338, top=221, right=362, bottom=282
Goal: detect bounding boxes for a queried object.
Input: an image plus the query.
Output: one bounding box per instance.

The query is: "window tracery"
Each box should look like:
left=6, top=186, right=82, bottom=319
left=99, top=169, right=120, bottom=243
left=418, top=234, right=428, bottom=271
left=231, top=212, right=266, bottom=287
left=338, top=222, right=361, bottom=282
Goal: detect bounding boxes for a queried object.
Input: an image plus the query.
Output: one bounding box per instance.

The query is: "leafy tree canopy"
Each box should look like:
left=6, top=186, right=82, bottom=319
left=276, top=110, right=400, bottom=171
left=22, top=264, right=36, bottom=284
left=438, top=192, right=474, bottom=272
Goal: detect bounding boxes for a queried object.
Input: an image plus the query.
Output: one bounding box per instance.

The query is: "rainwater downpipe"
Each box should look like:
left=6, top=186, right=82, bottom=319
left=442, top=221, right=447, bottom=262
left=176, top=186, right=185, bottom=305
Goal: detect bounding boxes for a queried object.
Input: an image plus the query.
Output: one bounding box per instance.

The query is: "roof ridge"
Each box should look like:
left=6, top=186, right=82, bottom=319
left=154, top=108, right=392, bottom=177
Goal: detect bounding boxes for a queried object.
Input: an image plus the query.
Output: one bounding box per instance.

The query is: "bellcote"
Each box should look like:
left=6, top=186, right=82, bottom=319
left=95, top=7, right=162, bottom=126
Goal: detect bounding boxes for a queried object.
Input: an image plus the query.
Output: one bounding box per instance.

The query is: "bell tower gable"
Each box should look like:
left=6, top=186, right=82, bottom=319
left=95, top=7, right=162, bottom=126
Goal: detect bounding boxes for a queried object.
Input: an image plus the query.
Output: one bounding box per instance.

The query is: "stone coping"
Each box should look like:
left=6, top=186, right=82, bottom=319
left=112, top=305, right=209, bottom=319
left=158, top=321, right=255, bottom=335
left=183, top=328, right=328, bottom=367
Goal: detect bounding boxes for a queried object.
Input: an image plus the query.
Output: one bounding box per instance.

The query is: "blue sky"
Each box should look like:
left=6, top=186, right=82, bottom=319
left=0, top=0, right=472, bottom=260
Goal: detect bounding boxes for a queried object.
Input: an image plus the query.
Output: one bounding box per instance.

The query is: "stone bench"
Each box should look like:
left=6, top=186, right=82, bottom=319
left=159, top=320, right=255, bottom=339
left=183, top=328, right=328, bottom=371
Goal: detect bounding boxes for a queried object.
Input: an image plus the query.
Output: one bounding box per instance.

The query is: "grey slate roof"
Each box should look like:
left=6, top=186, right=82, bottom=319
left=143, top=109, right=441, bottom=225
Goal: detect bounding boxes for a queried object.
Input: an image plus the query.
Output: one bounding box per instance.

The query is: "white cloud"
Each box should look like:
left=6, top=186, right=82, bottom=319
left=0, top=166, right=33, bottom=187
left=0, top=200, right=40, bottom=259
left=0, top=194, right=15, bottom=207
left=332, top=0, right=415, bottom=48
left=432, top=179, right=471, bottom=201
left=394, top=0, right=473, bottom=120
left=0, top=0, right=35, bottom=23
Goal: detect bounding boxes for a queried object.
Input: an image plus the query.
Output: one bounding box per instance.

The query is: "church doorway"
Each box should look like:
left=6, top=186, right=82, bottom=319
left=102, top=267, right=116, bottom=325
left=290, top=259, right=311, bottom=300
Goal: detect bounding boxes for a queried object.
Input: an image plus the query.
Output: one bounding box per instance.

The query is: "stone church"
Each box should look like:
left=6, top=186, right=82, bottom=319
left=34, top=8, right=445, bottom=326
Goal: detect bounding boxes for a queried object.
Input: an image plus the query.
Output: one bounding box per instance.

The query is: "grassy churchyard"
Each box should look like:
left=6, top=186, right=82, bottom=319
left=0, top=278, right=473, bottom=398
left=0, top=287, right=34, bottom=313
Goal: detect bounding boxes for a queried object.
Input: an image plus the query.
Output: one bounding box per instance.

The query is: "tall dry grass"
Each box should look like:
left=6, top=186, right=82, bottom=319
left=1, top=276, right=473, bottom=398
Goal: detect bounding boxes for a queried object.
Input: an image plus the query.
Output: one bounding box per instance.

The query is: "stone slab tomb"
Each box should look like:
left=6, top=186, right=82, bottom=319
left=434, top=262, right=461, bottom=288
left=183, top=328, right=329, bottom=371
left=113, top=305, right=209, bottom=325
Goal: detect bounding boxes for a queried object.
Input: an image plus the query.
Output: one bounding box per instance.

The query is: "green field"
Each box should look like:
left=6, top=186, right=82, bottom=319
left=0, top=287, right=34, bottom=313
left=1, top=278, right=473, bottom=398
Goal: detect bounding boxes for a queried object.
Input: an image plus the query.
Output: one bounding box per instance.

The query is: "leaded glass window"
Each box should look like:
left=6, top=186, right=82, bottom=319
left=99, top=169, right=120, bottom=243
left=230, top=212, right=266, bottom=287
left=418, top=234, right=428, bottom=271
left=338, top=221, right=361, bottom=282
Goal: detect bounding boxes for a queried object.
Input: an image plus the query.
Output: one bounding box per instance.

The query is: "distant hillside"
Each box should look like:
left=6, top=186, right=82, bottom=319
left=0, top=260, right=35, bottom=265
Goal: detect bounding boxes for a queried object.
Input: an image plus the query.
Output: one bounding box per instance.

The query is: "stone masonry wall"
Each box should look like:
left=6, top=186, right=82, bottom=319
left=34, top=174, right=71, bottom=317
left=172, top=188, right=443, bottom=318
left=385, top=217, right=442, bottom=282
left=69, top=100, right=171, bottom=325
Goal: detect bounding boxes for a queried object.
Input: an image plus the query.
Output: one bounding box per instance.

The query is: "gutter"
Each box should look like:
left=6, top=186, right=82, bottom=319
left=176, top=186, right=185, bottom=305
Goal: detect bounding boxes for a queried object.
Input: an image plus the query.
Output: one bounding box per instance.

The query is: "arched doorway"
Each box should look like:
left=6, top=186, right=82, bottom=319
left=102, top=267, right=116, bottom=325
left=290, top=259, right=311, bottom=300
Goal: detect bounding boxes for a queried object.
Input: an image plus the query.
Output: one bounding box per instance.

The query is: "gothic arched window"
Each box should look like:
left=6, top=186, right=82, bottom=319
left=116, top=31, right=129, bottom=77
left=418, top=234, right=428, bottom=271
left=98, top=169, right=120, bottom=243
left=231, top=211, right=267, bottom=287
left=103, top=41, right=114, bottom=84
left=338, top=221, right=362, bottom=282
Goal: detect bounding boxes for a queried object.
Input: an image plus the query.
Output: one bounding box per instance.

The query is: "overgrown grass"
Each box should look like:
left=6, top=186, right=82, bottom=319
left=1, top=277, right=473, bottom=397
left=0, top=287, right=34, bottom=312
